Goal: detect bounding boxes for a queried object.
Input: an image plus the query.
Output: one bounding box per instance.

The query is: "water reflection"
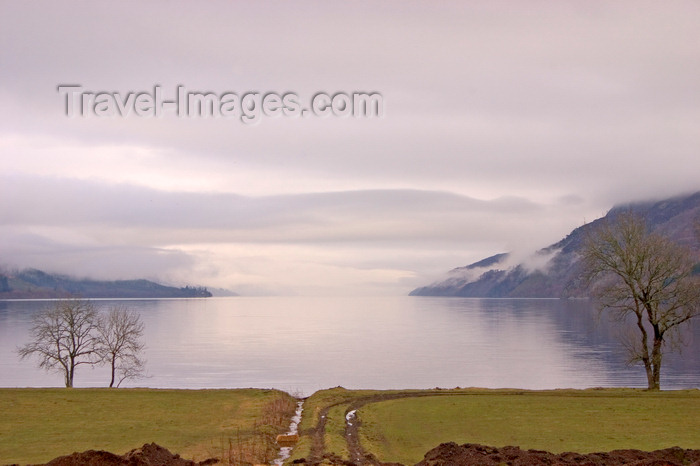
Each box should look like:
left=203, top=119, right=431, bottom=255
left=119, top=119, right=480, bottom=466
left=0, top=297, right=698, bottom=395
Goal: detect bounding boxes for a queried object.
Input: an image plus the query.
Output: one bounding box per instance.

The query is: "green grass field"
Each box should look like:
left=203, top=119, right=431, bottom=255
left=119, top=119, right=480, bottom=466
left=0, top=388, right=297, bottom=464
left=356, top=389, right=700, bottom=465
left=3, top=387, right=700, bottom=465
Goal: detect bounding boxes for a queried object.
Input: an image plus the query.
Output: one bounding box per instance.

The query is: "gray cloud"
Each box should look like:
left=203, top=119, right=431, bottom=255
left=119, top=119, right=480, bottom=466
left=0, top=174, right=551, bottom=244
left=0, top=228, right=194, bottom=282
left=1, top=1, right=699, bottom=293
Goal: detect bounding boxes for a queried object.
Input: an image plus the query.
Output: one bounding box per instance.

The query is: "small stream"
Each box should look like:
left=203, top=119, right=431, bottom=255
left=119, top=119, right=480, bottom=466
left=273, top=400, right=304, bottom=465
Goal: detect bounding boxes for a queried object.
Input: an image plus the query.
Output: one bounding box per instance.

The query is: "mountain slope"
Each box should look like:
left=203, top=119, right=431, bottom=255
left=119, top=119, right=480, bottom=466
left=410, top=192, right=700, bottom=298
left=0, top=268, right=213, bottom=299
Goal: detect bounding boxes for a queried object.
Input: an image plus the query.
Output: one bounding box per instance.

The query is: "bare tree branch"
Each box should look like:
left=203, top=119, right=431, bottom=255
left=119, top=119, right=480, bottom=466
left=96, top=306, right=146, bottom=388
left=582, top=212, right=700, bottom=390
left=17, top=299, right=100, bottom=387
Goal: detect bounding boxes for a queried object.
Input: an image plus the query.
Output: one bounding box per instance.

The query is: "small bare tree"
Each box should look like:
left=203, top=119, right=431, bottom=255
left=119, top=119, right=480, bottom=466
left=96, top=306, right=146, bottom=388
left=17, top=299, right=100, bottom=388
left=583, top=213, right=700, bottom=390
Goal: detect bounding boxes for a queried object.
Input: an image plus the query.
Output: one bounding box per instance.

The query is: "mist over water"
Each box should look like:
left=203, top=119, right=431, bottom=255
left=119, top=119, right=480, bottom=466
left=1, top=297, right=698, bottom=396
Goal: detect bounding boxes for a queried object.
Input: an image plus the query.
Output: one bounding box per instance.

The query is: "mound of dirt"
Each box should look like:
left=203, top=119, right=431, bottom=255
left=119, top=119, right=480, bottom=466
left=35, top=441, right=700, bottom=466
left=416, top=442, right=700, bottom=466
left=41, top=443, right=218, bottom=466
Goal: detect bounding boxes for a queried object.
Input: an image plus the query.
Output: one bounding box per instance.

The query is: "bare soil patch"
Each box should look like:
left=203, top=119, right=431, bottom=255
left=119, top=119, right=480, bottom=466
left=415, top=442, right=700, bottom=466
left=35, top=443, right=218, bottom=466
left=24, top=437, right=700, bottom=466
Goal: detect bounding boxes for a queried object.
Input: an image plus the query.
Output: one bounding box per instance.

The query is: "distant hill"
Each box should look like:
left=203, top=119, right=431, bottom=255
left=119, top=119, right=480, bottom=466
left=0, top=268, right=213, bottom=299
left=410, top=191, right=700, bottom=298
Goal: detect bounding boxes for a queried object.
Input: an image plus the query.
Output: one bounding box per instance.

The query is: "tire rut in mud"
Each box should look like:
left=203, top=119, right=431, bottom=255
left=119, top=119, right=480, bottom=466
left=343, top=391, right=460, bottom=465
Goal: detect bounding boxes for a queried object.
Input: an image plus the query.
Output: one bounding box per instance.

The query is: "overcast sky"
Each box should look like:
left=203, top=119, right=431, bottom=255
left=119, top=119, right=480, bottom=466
left=1, top=1, right=699, bottom=295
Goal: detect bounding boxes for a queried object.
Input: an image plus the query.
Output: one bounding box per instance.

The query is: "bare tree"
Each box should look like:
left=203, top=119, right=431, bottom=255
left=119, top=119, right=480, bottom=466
left=17, top=299, right=100, bottom=387
left=583, top=213, right=700, bottom=390
left=96, top=306, right=146, bottom=388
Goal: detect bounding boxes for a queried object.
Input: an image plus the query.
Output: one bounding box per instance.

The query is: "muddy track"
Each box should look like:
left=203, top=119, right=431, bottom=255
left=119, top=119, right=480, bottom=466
left=305, top=390, right=472, bottom=465
left=306, top=403, right=331, bottom=462
left=304, top=394, right=407, bottom=464
left=344, top=391, right=460, bottom=464
left=307, top=399, right=358, bottom=463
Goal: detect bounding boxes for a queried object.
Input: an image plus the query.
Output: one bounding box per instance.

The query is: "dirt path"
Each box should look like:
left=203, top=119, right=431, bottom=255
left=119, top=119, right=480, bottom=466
left=303, top=390, right=463, bottom=464
left=306, top=402, right=331, bottom=462
left=304, top=394, right=400, bottom=464
left=343, top=391, right=455, bottom=464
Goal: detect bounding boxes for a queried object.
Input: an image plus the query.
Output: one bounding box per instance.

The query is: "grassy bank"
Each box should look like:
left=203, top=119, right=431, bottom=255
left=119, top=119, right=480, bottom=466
left=4, top=387, right=700, bottom=465
left=0, top=388, right=297, bottom=464
left=356, top=388, right=700, bottom=465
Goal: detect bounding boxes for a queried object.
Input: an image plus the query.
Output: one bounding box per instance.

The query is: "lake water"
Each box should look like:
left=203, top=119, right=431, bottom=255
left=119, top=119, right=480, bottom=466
left=1, top=297, right=699, bottom=395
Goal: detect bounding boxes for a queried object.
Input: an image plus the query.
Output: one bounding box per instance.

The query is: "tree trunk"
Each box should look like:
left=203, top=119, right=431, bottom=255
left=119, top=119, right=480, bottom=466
left=109, top=355, right=116, bottom=388
left=650, top=336, right=663, bottom=391
left=60, top=358, right=71, bottom=388
left=67, top=362, right=74, bottom=388
left=635, top=315, right=655, bottom=390
left=643, top=364, right=656, bottom=390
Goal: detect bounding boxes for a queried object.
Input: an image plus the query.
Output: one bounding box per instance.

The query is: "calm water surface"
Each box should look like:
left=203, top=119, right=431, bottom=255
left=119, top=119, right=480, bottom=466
left=1, top=297, right=698, bottom=395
